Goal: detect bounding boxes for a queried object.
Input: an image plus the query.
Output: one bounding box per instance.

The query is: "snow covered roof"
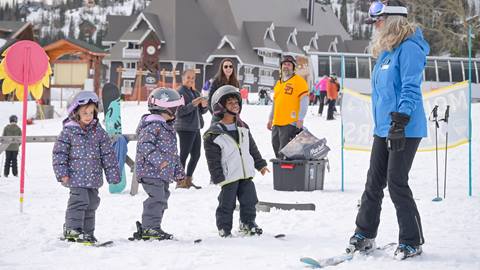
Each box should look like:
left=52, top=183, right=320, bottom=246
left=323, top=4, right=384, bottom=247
left=274, top=26, right=304, bottom=56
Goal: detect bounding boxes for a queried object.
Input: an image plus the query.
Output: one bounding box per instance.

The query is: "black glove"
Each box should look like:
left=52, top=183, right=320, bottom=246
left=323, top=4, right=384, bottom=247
left=386, top=112, right=410, bottom=152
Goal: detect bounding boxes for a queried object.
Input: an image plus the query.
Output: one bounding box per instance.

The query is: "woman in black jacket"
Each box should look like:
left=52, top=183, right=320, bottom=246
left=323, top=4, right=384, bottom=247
left=174, top=69, right=208, bottom=189
left=208, top=58, right=240, bottom=123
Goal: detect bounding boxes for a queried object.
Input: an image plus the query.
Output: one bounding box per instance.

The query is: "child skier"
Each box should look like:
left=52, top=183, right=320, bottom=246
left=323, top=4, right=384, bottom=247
left=2, top=115, right=22, bottom=177
left=132, top=88, right=185, bottom=240
left=52, top=91, right=120, bottom=244
left=203, top=85, right=269, bottom=238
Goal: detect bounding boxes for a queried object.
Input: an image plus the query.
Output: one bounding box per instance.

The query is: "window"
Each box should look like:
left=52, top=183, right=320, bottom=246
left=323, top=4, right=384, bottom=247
left=425, top=59, right=437, bottom=82
left=123, top=79, right=134, bottom=88
left=244, top=66, right=254, bottom=74
left=357, top=57, right=370, bottom=79
left=318, top=56, right=330, bottom=77
left=127, top=42, right=140, bottom=49
left=437, top=60, right=450, bottom=82
left=125, top=62, right=136, bottom=69
left=184, top=62, right=195, bottom=70
left=344, top=56, right=356, bottom=78
left=122, top=79, right=134, bottom=95
left=450, top=61, right=463, bottom=82
left=259, top=69, right=273, bottom=76
left=463, top=61, right=478, bottom=83
left=331, top=56, right=342, bottom=77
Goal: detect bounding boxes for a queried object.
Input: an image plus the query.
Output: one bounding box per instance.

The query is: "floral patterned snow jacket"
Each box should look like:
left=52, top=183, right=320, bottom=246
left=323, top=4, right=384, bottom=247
left=52, top=119, right=120, bottom=188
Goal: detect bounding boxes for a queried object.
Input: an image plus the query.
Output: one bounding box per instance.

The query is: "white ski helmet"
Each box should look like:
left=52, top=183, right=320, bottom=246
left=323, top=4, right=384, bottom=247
left=211, top=85, right=242, bottom=117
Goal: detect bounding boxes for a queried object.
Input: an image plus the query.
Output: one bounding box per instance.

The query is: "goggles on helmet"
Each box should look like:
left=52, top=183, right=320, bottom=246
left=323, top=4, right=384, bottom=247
left=148, top=95, right=185, bottom=108
left=67, top=91, right=99, bottom=114
left=365, top=1, right=408, bottom=24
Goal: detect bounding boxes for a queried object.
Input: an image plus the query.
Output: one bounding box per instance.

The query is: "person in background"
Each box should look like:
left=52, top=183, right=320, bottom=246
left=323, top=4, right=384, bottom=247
left=258, top=88, right=268, bottom=105
left=347, top=0, right=429, bottom=260
left=240, top=85, right=249, bottom=105
left=52, top=91, right=120, bottom=244
left=2, top=115, right=22, bottom=178
left=326, top=73, right=339, bottom=120
left=315, top=75, right=328, bottom=116
left=175, top=69, right=207, bottom=189
left=208, top=58, right=240, bottom=123
left=267, top=55, right=309, bottom=158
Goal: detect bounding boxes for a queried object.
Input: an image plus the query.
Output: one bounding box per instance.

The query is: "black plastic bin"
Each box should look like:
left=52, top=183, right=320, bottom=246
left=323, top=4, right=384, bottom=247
left=271, top=159, right=327, bottom=191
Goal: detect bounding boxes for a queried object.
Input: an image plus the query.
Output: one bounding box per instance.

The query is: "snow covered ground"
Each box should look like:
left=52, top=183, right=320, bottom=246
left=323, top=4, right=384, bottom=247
left=0, top=101, right=479, bottom=270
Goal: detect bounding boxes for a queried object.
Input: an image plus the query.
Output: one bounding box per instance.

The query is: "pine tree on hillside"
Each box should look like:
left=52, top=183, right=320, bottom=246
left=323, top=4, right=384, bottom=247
left=340, top=0, right=348, bottom=31
left=409, top=0, right=477, bottom=56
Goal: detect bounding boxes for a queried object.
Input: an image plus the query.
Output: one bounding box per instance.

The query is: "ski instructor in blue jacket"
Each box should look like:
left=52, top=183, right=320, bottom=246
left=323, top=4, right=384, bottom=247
left=346, top=0, right=429, bottom=260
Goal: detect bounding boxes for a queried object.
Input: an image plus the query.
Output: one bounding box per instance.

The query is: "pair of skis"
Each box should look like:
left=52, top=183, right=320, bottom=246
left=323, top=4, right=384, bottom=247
left=127, top=221, right=285, bottom=243
left=300, top=242, right=396, bottom=268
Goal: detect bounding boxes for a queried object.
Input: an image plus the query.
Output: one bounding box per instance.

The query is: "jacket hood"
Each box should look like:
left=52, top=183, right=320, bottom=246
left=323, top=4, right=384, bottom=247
left=63, top=119, right=98, bottom=134
left=405, top=28, right=430, bottom=56
left=136, top=114, right=174, bottom=134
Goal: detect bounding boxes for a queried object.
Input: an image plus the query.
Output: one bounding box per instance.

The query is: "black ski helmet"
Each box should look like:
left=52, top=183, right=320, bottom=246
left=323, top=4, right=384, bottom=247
left=211, top=85, right=242, bottom=117
left=9, top=115, right=18, bottom=123
left=148, top=87, right=185, bottom=115
left=280, top=55, right=297, bottom=69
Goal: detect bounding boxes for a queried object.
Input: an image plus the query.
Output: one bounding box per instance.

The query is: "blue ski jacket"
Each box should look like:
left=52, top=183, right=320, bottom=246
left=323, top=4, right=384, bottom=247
left=371, top=28, right=430, bottom=138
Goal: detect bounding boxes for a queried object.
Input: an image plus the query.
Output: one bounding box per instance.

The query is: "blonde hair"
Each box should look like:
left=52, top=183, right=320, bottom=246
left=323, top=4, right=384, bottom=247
left=370, top=16, right=416, bottom=58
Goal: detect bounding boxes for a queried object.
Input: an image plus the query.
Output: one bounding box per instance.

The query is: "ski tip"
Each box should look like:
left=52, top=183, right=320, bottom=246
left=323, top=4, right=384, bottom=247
left=300, top=257, right=321, bottom=268
left=193, top=239, right=202, bottom=244
left=274, top=233, right=286, bottom=238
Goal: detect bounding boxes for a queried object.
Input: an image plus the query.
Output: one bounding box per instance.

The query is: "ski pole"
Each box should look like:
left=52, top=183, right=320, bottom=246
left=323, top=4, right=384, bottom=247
left=431, top=105, right=442, bottom=202
left=442, top=105, right=450, bottom=199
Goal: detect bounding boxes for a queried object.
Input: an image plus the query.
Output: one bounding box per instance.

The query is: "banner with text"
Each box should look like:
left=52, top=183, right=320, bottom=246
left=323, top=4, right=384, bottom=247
left=342, top=81, right=470, bottom=152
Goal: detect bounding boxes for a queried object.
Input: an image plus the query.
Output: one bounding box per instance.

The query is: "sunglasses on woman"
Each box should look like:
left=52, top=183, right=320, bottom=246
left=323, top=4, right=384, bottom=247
left=223, top=65, right=233, bottom=69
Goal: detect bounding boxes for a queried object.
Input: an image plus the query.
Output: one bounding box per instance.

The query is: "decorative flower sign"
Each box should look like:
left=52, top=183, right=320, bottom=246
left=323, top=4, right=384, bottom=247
left=0, top=40, right=52, bottom=100
left=0, top=40, right=51, bottom=213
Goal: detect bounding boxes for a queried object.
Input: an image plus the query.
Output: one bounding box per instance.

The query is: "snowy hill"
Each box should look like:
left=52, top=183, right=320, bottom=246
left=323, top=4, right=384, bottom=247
left=0, top=101, right=479, bottom=269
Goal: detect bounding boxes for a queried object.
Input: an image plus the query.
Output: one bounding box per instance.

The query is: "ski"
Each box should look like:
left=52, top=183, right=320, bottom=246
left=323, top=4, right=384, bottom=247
left=59, top=237, right=114, bottom=248
left=256, top=201, right=316, bottom=211
left=300, top=242, right=396, bottom=268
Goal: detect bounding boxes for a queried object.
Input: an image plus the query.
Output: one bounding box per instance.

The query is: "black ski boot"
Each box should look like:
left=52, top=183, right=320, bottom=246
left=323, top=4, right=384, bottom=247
left=83, top=233, right=98, bottom=244
left=239, top=221, right=263, bottom=236
left=394, top=244, right=422, bottom=260
left=142, top=227, right=173, bottom=240
left=346, top=233, right=376, bottom=253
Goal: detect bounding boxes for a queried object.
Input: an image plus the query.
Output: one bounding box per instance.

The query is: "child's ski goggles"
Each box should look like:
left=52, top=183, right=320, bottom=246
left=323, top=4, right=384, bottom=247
left=67, top=91, right=99, bottom=114
left=365, top=1, right=408, bottom=24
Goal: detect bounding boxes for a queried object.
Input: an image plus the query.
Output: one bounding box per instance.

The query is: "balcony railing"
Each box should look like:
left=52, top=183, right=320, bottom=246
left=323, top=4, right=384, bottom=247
left=123, top=48, right=141, bottom=58
left=122, top=68, right=137, bottom=79
left=263, top=56, right=279, bottom=67
left=243, top=73, right=255, bottom=84
left=258, top=75, right=275, bottom=86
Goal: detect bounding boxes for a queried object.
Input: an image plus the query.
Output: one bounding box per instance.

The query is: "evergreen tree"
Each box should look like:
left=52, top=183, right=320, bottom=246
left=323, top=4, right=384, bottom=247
left=340, top=0, right=348, bottom=31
